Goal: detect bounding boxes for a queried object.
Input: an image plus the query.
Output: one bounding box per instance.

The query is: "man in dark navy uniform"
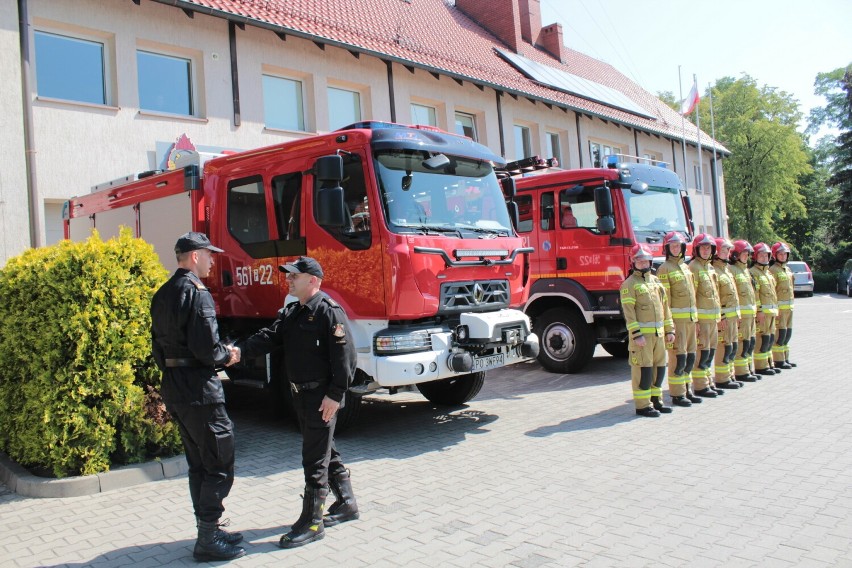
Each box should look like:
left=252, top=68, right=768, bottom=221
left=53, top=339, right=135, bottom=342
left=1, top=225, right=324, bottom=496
left=151, top=232, right=245, bottom=562
left=238, top=256, right=359, bottom=549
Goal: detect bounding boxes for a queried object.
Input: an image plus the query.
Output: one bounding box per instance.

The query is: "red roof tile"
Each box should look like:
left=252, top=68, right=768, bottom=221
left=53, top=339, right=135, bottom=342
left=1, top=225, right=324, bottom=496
left=161, top=0, right=725, bottom=152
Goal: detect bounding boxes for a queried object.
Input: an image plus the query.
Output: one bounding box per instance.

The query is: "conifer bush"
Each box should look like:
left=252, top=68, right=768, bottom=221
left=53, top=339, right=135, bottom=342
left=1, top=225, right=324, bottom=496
left=0, top=229, right=182, bottom=477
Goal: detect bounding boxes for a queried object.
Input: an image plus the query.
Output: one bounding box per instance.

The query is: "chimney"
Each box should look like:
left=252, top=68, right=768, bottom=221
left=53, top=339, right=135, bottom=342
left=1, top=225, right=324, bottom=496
left=456, top=0, right=522, bottom=52
left=518, top=0, right=542, bottom=45
left=540, top=22, right=565, bottom=63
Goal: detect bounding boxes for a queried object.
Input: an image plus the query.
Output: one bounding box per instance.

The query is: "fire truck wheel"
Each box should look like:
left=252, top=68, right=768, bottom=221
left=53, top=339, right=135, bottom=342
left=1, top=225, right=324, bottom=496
left=533, top=307, right=595, bottom=373
left=416, top=372, right=485, bottom=405
left=601, top=341, right=629, bottom=358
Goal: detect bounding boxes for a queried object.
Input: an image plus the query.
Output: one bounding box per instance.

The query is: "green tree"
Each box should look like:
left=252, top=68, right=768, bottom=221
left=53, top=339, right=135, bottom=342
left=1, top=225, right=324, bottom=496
left=703, top=75, right=811, bottom=243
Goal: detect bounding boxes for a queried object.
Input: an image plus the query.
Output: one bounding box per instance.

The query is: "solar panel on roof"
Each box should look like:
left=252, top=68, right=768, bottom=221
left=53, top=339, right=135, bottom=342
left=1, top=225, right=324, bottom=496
left=496, top=49, right=655, bottom=120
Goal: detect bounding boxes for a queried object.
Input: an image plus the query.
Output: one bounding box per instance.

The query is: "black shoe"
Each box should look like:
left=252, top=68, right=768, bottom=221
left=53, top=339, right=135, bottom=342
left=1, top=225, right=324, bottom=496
left=757, top=368, right=776, bottom=376
left=194, top=521, right=246, bottom=561
left=685, top=392, right=703, bottom=403
left=771, top=366, right=782, bottom=373
left=694, top=388, right=718, bottom=398
left=779, top=362, right=793, bottom=370
left=716, top=381, right=741, bottom=389
left=279, top=486, right=328, bottom=549
left=786, top=361, right=797, bottom=368
left=671, top=396, right=692, bottom=407
left=636, top=407, right=661, bottom=417
left=736, top=374, right=757, bottom=383
left=325, top=471, right=360, bottom=527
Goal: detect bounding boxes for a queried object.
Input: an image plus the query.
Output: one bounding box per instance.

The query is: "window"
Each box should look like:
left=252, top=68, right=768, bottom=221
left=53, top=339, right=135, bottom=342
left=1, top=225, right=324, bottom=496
left=328, top=87, right=361, bottom=130
left=263, top=75, right=304, bottom=131
left=35, top=31, right=106, bottom=105
left=137, top=50, right=193, bottom=115
left=643, top=152, right=660, bottom=166
left=514, top=125, right=532, bottom=160
left=589, top=141, right=622, bottom=167
left=314, top=153, right=371, bottom=250
left=546, top=132, right=562, bottom=164
left=411, top=103, right=437, bottom=127
left=559, top=187, right=599, bottom=231
left=540, top=192, right=555, bottom=231
left=693, top=165, right=708, bottom=193
left=455, top=112, right=477, bottom=141
left=515, top=195, right=533, bottom=233
left=228, top=177, right=269, bottom=245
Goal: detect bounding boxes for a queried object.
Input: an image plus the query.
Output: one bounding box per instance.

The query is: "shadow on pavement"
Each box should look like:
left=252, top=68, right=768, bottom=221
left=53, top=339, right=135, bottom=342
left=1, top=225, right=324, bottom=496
left=525, top=401, right=638, bottom=437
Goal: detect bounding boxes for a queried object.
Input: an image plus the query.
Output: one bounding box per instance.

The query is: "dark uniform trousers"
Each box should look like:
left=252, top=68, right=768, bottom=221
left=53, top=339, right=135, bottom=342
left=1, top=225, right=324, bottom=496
left=292, top=387, right=346, bottom=488
left=167, top=401, right=235, bottom=523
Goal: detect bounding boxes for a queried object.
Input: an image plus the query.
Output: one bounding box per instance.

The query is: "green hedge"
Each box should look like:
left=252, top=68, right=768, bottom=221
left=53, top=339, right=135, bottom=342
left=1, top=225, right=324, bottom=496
left=0, top=229, right=181, bottom=478
left=813, top=272, right=837, bottom=293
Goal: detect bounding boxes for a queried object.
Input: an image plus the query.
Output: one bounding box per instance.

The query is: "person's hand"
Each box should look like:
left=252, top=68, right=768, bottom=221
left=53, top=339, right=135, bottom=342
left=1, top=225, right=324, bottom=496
left=319, top=396, right=340, bottom=422
left=634, top=335, right=646, bottom=348
left=756, top=312, right=765, bottom=325
left=665, top=332, right=675, bottom=344
left=225, top=345, right=240, bottom=367
left=719, top=318, right=727, bottom=331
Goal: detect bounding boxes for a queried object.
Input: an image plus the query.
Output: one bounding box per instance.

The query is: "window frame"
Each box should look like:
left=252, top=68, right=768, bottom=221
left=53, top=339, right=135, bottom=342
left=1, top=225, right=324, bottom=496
left=454, top=111, right=478, bottom=141
left=514, top=124, right=532, bottom=160
left=546, top=131, right=562, bottom=164
left=136, top=47, right=199, bottom=117
left=410, top=103, right=437, bottom=127
left=327, top=86, right=362, bottom=131
left=262, top=74, right=306, bottom=132
left=33, top=28, right=114, bottom=107
left=589, top=141, right=623, bottom=168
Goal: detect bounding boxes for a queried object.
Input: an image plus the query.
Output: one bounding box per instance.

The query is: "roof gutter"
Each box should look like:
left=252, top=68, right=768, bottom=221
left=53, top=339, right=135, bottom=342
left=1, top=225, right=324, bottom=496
left=148, top=0, right=730, bottom=155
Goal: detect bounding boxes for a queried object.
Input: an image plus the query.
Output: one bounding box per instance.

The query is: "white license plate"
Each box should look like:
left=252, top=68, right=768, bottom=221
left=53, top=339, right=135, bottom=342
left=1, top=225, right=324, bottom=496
left=473, top=353, right=506, bottom=371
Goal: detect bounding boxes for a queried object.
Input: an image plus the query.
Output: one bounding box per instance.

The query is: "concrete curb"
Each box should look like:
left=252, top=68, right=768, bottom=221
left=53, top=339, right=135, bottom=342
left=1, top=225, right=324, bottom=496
left=0, top=451, right=188, bottom=498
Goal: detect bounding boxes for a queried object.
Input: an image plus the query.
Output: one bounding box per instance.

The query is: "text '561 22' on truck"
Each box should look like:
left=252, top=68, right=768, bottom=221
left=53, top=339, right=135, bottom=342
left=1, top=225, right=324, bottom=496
left=64, top=122, right=539, bottom=428
left=506, top=155, right=694, bottom=374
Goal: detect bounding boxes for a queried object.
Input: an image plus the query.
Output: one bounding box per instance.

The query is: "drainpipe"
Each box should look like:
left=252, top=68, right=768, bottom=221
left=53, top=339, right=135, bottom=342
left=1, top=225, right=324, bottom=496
left=385, top=60, right=396, bottom=123
left=495, top=90, right=505, bottom=157
left=18, top=0, right=42, bottom=248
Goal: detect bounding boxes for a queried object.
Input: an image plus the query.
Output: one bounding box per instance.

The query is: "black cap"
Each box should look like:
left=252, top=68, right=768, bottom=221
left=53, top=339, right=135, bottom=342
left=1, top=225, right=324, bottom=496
left=279, top=256, right=324, bottom=278
left=174, top=232, right=224, bottom=254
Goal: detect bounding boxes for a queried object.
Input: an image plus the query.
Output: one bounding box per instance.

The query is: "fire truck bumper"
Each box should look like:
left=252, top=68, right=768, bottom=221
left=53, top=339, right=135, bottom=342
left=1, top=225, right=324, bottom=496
left=373, top=309, right=539, bottom=388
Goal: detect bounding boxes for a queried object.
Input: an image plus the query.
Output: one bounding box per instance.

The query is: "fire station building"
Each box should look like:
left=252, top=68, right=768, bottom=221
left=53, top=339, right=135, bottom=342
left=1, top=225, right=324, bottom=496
left=0, top=0, right=728, bottom=267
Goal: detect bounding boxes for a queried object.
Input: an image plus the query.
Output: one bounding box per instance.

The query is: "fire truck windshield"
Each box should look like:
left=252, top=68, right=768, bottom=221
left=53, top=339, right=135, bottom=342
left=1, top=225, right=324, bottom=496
left=622, top=186, right=689, bottom=237
left=374, top=150, right=513, bottom=236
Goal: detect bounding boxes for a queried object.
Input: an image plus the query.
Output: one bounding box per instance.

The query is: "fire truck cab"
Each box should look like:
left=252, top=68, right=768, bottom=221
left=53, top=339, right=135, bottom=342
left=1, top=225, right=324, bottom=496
left=510, top=156, right=693, bottom=373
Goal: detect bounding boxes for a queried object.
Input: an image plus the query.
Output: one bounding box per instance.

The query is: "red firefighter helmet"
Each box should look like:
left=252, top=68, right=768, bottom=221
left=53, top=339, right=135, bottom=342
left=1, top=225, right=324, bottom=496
left=630, top=243, right=654, bottom=264
left=771, top=241, right=791, bottom=261
left=752, top=242, right=771, bottom=260
left=732, top=239, right=753, bottom=256
left=663, top=231, right=686, bottom=257
left=714, top=237, right=733, bottom=258
left=692, top=233, right=716, bottom=258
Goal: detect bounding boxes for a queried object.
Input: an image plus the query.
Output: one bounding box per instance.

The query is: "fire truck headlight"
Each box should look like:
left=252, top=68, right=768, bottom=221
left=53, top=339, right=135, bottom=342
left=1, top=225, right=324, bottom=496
left=429, top=361, right=438, bottom=372
left=374, top=333, right=431, bottom=354
left=414, top=363, right=424, bottom=375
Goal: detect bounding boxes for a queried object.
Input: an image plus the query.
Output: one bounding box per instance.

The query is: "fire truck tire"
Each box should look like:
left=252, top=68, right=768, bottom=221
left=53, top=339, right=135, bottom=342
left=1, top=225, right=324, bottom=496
left=534, top=307, right=595, bottom=373
left=416, top=372, right=485, bottom=405
left=601, top=341, right=629, bottom=358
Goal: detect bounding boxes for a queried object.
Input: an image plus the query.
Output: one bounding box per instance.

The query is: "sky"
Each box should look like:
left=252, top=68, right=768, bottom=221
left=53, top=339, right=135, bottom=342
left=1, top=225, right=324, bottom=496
left=540, top=0, right=852, bottom=140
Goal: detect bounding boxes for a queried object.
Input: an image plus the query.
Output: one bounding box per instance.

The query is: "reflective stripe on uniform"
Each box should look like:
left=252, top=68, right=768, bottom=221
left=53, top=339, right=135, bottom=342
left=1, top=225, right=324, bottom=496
left=633, top=388, right=652, bottom=401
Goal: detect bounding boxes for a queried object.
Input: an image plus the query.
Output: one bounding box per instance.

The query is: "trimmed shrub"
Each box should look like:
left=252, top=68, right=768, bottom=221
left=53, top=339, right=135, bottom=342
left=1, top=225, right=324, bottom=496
left=813, top=271, right=838, bottom=293
left=0, top=228, right=181, bottom=477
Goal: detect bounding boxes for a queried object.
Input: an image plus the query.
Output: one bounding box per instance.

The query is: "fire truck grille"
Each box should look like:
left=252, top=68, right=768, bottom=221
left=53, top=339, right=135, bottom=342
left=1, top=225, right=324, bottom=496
left=439, top=280, right=510, bottom=314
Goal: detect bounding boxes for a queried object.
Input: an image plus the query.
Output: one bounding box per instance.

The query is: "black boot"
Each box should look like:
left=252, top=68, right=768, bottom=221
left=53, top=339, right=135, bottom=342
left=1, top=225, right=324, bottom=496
left=693, top=387, right=718, bottom=398
left=325, top=470, right=360, bottom=527
left=685, top=385, right=703, bottom=404
left=715, top=380, right=741, bottom=389
left=194, top=520, right=246, bottom=561
left=671, top=395, right=692, bottom=407
left=736, top=374, right=757, bottom=383
left=197, top=516, right=243, bottom=546
left=279, top=486, right=328, bottom=549
left=651, top=395, right=672, bottom=413
left=636, top=406, right=661, bottom=417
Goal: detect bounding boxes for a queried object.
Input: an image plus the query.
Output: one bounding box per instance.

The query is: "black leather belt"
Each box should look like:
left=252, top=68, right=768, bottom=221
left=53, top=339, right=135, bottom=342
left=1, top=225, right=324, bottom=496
left=290, top=381, right=323, bottom=394
left=165, top=358, right=204, bottom=368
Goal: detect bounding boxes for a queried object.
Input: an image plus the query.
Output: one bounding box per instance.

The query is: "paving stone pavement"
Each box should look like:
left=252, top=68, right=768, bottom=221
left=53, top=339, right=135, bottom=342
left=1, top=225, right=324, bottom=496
left=2, top=294, right=851, bottom=567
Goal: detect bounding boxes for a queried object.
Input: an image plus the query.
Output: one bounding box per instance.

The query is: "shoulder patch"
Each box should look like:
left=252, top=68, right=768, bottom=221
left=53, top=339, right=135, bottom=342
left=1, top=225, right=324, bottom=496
left=193, top=280, right=207, bottom=290
left=332, top=323, right=346, bottom=337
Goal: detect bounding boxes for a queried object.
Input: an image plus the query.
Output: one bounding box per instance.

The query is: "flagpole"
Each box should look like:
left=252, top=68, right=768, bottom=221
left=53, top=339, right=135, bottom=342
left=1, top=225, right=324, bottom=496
left=707, top=83, right=722, bottom=237
left=678, top=66, right=688, bottom=187
left=693, top=74, right=707, bottom=232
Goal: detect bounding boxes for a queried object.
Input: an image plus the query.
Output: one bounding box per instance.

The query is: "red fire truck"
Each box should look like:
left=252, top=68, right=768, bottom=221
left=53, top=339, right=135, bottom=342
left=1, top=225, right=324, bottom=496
left=507, top=156, right=694, bottom=373
left=64, top=122, right=539, bottom=426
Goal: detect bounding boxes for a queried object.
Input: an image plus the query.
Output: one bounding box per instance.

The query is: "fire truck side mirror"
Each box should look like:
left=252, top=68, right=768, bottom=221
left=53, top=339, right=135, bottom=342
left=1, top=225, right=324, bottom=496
left=596, top=216, right=615, bottom=235
left=593, top=186, right=613, bottom=217
left=314, top=155, right=344, bottom=182
left=506, top=201, right=520, bottom=231
left=500, top=176, right=516, bottom=199
left=184, top=165, right=200, bottom=191
left=316, top=186, right=348, bottom=227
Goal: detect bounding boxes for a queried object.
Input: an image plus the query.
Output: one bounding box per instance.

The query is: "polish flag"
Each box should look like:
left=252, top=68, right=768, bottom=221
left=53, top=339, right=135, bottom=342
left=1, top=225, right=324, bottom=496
left=680, top=81, right=700, bottom=115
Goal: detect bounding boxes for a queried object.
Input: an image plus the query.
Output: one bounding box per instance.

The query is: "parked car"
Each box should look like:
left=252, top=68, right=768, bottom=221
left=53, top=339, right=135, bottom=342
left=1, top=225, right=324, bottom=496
left=787, top=261, right=814, bottom=297
left=837, top=259, right=852, bottom=297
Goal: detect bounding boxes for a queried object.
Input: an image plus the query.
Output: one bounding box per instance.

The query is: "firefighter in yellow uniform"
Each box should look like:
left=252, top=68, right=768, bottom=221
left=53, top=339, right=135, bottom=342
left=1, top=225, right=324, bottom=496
left=729, top=240, right=759, bottom=382
left=712, top=237, right=743, bottom=389
left=688, top=233, right=724, bottom=398
left=656, top=231, right=701, bottom=407
left=769, top=242, right=796, bottom=369
left=750, top=242, right=779, bottom=375
left=620, top=244, right=675, bottom=417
